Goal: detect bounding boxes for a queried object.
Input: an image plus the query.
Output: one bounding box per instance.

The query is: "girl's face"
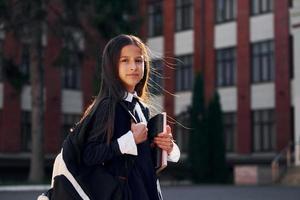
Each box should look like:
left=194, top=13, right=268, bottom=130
left=118, top=44, right=145, bottom=93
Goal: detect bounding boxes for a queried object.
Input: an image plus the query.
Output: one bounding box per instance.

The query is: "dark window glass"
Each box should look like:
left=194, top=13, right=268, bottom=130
left=176, top=55, right=193, bottom=92
left=0, top=40, right=3, bottom=81
left=216, top=47, right=236, bottom=87
left=223, top=112, right=237, bottom=152
left=289, top=0, right=293, bottom=8
left=251, top=0, right=273, bottom=15
left=149, top=59, right=164, bottom=95
left=290, top=35, right=294, bottom=79
left=252, top=109, right=275, bottom=152
left=215, top=0, right=236, bottom=23
left=251, top=40, right=274, bottom=83
left=176, top=0, right=193, bottom=31
left=291, top=107, right=294, bottom=142
left=61, top=114, right=81, bottom=143
left=148, top=1, right=163, bottom=37
left=175, top=111, right=190, bottom=155
left=61, top=50, right=81, bottom=90
left=21, top=111, right=31, bottom=152
left=20, top=44, right=30, bottom=84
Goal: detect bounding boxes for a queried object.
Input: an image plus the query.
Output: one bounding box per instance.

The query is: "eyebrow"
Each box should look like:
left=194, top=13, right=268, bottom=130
left=120, top=55, right=144, bottom=59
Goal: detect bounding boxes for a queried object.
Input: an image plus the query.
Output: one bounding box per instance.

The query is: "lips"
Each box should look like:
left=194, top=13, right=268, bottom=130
left=127, top=74, right=139, bottom=77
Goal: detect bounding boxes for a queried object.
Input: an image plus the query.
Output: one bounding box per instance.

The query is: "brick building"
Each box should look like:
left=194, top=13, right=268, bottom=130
left=141, top=0, right=299, bottom=183
left=0, top=2, right=95, bottom=179
left=0, top=0, right=299, bottom=183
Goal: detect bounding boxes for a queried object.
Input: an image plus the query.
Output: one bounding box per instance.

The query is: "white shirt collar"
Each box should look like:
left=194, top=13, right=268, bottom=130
left=123, top=91, right=138, bottom=103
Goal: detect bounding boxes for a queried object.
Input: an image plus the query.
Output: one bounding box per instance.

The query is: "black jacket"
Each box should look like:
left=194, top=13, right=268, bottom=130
left=79, top=99, right=160, bottom=200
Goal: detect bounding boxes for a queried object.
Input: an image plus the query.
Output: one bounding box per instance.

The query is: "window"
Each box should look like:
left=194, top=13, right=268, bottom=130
left=216, top=47, right=236, bottom=87
left=289, top=0, right=293, bottom=8
left=149, top=59, right=163, bottom=95
left=21, top=111, right=31, bottom=152
left=61, top=114, right=81, bottom=142
left=176, top=0, right=193, bottom=31
left=252, top=109, right=275, bottom=152
left=215, top=0, right=236, bottom=23
left=0, top=40, right=3, bottom=81
left=290, top=35, right=294, bottom=79
left=291, top=107, right=294, bottom=140
left=20, top=44, right=30, bottom=84
left=251, top=40, right=274, bottom=83
left=175, top=111, right=190, bottom=155
left=176, top=55, right=193, bottom=91
left=148, top=0, right=163, bottom=37
left=223, top=112, right=236, bottom=152
left=62, top=65, right=81, bottom=89
left=251, top=0, right=273, bottom=15
left=61, top=50, right=81, bottom=90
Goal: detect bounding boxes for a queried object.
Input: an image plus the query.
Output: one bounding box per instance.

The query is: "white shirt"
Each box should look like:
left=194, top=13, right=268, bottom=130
left=117, top=92, right=180, bottom=162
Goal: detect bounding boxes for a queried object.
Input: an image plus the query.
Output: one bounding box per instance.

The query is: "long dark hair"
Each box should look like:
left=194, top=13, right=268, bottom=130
left=80, top=34, right=151, bottom=143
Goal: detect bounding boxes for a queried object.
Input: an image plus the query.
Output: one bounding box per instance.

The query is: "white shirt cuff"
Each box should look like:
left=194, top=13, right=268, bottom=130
left=167, top=142, right=180, bottom=162
left=117, top=131, right=138, bottom=156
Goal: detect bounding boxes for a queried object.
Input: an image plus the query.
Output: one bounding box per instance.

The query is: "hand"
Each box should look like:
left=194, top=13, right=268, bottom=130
left=153, top=125, right=174, bottom=154
left=131, top=122, right=148, bottom=144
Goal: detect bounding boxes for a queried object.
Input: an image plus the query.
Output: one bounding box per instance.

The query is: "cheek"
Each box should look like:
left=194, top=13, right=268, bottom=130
left=118, top=64, right=125, bottom=78
left=140, top=64, right=145, bottom=78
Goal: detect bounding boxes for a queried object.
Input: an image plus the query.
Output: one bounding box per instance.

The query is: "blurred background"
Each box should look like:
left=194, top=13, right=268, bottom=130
left=0, top=0, right=300, bottom=195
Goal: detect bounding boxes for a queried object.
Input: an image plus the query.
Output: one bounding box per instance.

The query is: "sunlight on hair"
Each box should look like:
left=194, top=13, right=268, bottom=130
left=144, top=48, right=190, bottom=131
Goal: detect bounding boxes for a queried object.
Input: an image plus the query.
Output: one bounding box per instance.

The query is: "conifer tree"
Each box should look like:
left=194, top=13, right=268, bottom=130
left=189, top=73, right=211, bottom=183
left=207, top=92, right=228, bottom=183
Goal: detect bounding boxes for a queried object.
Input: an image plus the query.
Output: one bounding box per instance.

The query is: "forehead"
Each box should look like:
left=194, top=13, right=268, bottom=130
left=120, top=45, right=143, bottom=57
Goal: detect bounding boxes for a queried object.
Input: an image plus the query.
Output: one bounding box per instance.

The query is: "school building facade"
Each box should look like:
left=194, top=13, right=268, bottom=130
left=140, top=0, right=300, bottom=183
left=0, top=0, right=299, bottom=183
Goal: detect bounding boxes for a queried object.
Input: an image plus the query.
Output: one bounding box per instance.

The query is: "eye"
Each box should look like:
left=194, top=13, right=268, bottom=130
left=120, top=59, right=128, bottom=63
left=135, top=59, right=143, bottom=63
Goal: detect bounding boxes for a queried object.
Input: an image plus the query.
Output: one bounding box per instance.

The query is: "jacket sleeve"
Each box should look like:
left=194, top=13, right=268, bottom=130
left=82, top=140, right=122, bottom=166
left=82, top=101, right=132, bottom=166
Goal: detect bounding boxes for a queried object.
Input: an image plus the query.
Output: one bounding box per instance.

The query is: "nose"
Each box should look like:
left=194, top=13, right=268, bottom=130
left=129, top=61, right=138, bottom=71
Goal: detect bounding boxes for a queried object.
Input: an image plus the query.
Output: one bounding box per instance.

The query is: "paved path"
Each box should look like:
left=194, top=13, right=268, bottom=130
left=0, top=185, right=300, bottom=200
left=162, top=185, right=300, bottom=200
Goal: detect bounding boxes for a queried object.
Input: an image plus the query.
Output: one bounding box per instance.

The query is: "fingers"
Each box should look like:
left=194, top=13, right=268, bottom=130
left=154, top=140, right=173, bottom=153
left=157, top=132, right=168, bottom=137
left=131, top=122, right=148, bottom=132
left=131, top=122, right=148, bottom=144
left=157, top=125, right=172, bottom=137
left=153, top=135, right=173, bottom=154
left=154, top=124, right=174, bottom=153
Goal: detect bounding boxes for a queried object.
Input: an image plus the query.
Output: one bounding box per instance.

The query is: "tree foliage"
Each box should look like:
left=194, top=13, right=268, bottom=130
left=189, top=73, right=211, bottom=183
left=206, top=92, right=228, bottom=183
left=189, top=73, right=228, bottom=183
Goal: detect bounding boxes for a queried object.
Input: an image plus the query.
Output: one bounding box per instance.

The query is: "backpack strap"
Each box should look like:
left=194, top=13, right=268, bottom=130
left=119, top=101, right=139, bottom=124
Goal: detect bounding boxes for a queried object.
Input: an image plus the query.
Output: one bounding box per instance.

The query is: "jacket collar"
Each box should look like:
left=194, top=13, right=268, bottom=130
left=123, top=91, right=138, bottom=103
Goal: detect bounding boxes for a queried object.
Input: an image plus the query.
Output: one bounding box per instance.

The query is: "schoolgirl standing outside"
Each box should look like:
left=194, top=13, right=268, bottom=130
left=80, top=34, right=180, bottom=200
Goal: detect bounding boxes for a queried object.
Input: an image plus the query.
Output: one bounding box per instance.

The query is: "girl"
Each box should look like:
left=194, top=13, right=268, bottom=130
left=80, top=34, right=180, bottom=200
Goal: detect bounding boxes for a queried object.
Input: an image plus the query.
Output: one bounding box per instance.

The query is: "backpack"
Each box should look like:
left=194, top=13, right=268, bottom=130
left=37, top=99, right=125, bottom=200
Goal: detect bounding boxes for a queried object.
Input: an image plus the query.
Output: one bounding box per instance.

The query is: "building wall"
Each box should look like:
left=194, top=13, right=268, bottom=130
left=0, top=32, right=22, bottom=152
left=291, top=0, right=300, bottom=165
left=145, top=0, right=295, bottom=165
left=0, top=3, right=94, bottom=156
left=0, top=0, right=297, bottom=169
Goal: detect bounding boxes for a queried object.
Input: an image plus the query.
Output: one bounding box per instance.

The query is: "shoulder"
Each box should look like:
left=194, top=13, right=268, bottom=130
left=93, top=97, right=110, bottom=114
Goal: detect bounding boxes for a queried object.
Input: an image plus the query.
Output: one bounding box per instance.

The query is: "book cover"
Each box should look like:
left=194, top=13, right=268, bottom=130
left=147, top=112, right=168, bottom=173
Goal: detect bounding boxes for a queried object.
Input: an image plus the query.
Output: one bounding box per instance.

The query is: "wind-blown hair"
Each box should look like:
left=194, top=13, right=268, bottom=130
left=80, top=34, right=151, bottom=143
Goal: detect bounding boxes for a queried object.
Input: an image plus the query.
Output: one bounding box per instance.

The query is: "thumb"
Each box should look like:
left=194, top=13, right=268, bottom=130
left=166, top=125, right=171, bottom=134
left=131, top=122, right=136, bottom=130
